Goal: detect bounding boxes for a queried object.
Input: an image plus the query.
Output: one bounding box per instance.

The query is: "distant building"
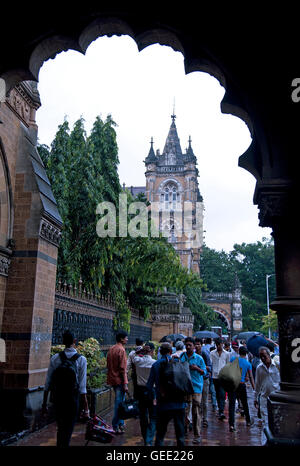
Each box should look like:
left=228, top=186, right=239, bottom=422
left=124, top=113, right=204, bottom=275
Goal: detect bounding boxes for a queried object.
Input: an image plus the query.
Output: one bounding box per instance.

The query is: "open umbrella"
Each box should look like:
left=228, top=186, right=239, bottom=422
left=235, top=331, right=262, bottom=341
left=193, top=330, right=220, bottom=339
left=159, top=333, right=186, bottom=343
left=247, top=334, right=276, bottom=357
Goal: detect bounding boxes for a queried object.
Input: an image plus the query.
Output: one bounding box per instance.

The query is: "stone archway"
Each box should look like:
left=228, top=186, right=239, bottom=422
left=0, top=7, right=300, bottom=443
left=202, top=290, right=242, bottom=336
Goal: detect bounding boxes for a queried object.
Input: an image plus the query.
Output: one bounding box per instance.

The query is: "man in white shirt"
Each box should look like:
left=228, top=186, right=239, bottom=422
left=254, top=346, right=280, bottom=445
left=42, top=330, right=89, bottom=447
left=127, top=337, right=144, bottom=399
left=210, top=338, right=230, bottom=420
left=132, top=342, right=156, bottom=445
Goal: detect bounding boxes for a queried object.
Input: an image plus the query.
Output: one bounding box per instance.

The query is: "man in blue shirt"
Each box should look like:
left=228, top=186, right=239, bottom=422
left=147, top=342, right=186, bottom=446
left=180, top=337, right=207, bottom=444
left=228, top=346, right=255, bottom=432
left=195, top=338, right=211, bottom=428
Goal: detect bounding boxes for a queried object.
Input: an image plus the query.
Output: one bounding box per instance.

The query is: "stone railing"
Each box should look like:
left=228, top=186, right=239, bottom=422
left=55, top=278, right=141, bottom=317
left=151, top=313, right=194, bottom=323
left=53, top=279, right=151, bottom=346
left=202, top=292, right=233, bottom=302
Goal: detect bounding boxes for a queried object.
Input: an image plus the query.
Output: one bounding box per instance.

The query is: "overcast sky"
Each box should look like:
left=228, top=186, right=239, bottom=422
left=36, top=35, right=272, bottom=252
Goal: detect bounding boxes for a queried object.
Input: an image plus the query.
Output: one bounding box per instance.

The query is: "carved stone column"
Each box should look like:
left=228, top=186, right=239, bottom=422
left=256, top=186, right=300, bottom=444
left=231, top=274, right=243, bottom=333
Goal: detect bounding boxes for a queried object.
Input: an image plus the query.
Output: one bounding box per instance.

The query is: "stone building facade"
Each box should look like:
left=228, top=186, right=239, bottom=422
left=144, top=114, right=204, bottom=274
left=0, top=81, right=63, bottom=431
left=126, top=114, right=205, bottom=338
left=127, top=114, right=204, bottom=273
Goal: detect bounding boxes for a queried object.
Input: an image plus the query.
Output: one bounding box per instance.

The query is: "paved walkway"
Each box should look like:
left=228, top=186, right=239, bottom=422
left=11, top=384, right=263, bottom=447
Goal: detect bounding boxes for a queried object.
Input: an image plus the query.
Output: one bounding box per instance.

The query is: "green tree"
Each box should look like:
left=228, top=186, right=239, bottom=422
left=229, top=237, right=276, bottom=304
left=88, top=115, right=121, bottom=205
left=37, top=143, right=50, bottom=167
left=199, top=245, right=236, bottom=292
left=41, top=120, right=71, bottom=280
left=261, top=309, right=278, bottom=334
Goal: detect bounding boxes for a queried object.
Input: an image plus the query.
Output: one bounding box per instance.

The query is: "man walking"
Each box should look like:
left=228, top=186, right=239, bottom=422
left=106, top=330, right=129, bottom=433
left=254, top=346, right=280, bottom=445
left=203, top=338, right=218, bottom=412
left=181, top=337, right=206, bottom=444
left=195, top=338, right=211, bottom=428
left=127, top=337, right=144, bottom=399
left=228, top=346, right=255, bottom=432
left=147, top=342, right=186, bottom=447
left=211, top=338, right=230, bottom=420
left=132, top=342, right=156, bottom=445
left=42, top=330, right=89, bottom=447
left=230, top=340, right=243, bottom=414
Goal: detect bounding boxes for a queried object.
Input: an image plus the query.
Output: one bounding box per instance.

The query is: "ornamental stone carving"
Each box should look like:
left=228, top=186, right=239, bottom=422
left=0, top=253, right=10, bottom=276
left=7, top=87, right=31, bottom=125
left=6, top=82, right=40, bottom=126
left=257, top=191, right=289, bottom=227
left=39, top=218, right=62, bottom=246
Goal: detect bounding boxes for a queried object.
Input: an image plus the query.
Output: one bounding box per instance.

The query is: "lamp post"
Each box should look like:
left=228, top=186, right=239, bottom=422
left=266, top=273, right=275, bottom=339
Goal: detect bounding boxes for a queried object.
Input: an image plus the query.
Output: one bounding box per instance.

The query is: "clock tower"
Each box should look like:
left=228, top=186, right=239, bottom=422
left=144, top=113, right=204, bottom=275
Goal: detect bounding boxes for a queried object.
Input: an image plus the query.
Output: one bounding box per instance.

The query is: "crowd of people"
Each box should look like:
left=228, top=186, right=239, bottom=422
left=106, top=331, right=281, bottom=447
left=42, top=329, right=280, bottom=447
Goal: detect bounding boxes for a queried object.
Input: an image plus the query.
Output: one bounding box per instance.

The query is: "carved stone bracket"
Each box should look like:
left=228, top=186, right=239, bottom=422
left=39, top=218, right=62, bottom=246
left=0, top=253, right=10, bottom=276
left=256, top=189, right=290, bottom=228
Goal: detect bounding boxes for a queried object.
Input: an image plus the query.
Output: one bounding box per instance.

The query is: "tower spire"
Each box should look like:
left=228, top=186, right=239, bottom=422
left=171, top=98, right=176, bottom=123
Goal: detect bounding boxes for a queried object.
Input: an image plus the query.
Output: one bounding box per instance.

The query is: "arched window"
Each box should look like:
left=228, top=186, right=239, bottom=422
left=161, top=182, right=180, bottom=210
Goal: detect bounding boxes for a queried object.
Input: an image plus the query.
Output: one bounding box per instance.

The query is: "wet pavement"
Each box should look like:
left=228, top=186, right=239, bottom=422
left=11, top=384, right=263, bottom=447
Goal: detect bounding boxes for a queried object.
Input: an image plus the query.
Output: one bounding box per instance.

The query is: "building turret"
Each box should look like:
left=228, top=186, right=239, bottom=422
left=144, top=137, right=157, bottom=165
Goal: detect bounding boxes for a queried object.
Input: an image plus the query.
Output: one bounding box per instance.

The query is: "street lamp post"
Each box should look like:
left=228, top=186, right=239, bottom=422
left=266, top=273, right=275, bottom=339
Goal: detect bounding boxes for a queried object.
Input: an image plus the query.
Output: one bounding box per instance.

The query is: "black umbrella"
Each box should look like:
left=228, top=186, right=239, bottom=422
left=235, top=331, right=262, bottom=341
left=159, top=333, right=187, bottom=343
left=193, top=330, right=220, bottom=339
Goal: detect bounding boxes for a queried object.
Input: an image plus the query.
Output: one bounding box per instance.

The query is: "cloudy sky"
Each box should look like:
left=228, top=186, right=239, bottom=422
left=36, top=35, right=272, bottom=252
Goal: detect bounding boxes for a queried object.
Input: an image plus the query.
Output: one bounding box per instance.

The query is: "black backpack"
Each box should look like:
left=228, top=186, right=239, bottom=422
left=159, top=358, right=194, bottom=402
left=50, top=351, right=81, bottom=404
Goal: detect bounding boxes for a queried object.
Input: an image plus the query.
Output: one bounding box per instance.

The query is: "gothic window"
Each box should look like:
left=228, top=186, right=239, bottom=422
left=161, top=183, right=180, bottom=210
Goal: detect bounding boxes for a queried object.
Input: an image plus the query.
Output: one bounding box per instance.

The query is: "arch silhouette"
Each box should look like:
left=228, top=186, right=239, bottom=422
left=0, top=18, right=256, bottom=185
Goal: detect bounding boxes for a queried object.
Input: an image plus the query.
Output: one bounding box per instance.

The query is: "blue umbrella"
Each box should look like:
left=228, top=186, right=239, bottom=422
left=235, top=331, right=262, bottom=341
left=193, top=330, right=220, bottom=339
